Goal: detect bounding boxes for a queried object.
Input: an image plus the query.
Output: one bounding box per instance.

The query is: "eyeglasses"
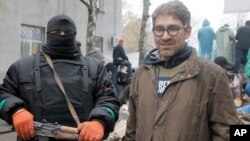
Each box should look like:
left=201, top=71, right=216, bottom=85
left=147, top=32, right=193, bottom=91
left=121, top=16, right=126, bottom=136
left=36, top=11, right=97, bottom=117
left=49, top=30, right=75, bottom=36
left=152, top=25, right=186, bottom=37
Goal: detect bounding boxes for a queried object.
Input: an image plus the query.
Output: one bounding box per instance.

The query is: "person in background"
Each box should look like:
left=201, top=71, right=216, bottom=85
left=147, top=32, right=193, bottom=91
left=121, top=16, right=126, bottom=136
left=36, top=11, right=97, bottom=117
left=233, top=20, right=250, bottom=73
left=238, top=46, right=250, bottom=111
left=112, top=38, right=132, bottom=86
left=86, top=50, right=105, bottom=65
left=124, top=1, right=239, bottom=141
left=214, top=57, right=250, bottom=121
left=214, top=56, right=233, bottom=71
left=198, top=18, right=215, bottom=60
left=0, top=14, right=120, bottom=141
left=213, top=56, right=243, bottom=100
left=215, top=24, right=235, bottom=64
left=235, top=78, right=250, bottom=123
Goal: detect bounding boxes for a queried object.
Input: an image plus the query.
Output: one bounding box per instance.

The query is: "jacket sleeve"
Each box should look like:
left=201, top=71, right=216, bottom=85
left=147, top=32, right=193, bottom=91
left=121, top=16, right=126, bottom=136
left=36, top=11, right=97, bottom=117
left=87, top=60, right=120, bottom=138
left=235, top=28, right=240, bottom=40
left=0, top=63, right=26, bottom=124
left=229, top=29, right=235, bottom=41
left=207, top=69, right=240, bottom=141
left=124, top=70, right=138, bottom=140
left=118, top=46, right=129, bottom=61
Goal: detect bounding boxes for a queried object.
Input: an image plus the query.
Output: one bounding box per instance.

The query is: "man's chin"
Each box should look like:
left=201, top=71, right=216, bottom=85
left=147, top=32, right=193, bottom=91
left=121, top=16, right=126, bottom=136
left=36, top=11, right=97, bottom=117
left=160, top=52, right=174, bottom=60
left=161, top=51, right=174, bottom=56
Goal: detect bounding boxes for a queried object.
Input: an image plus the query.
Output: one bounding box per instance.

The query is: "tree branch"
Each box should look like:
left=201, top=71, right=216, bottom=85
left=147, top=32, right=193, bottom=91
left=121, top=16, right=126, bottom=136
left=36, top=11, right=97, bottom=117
left=80, top=0, right=90, bottom=9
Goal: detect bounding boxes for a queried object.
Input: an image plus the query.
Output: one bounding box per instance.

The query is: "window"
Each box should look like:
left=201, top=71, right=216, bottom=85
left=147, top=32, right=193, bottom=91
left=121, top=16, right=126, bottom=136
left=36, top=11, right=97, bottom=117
left=20, top=25, right=45, bottom=57
left=96, top=0, right=104, bottom=11
left=94, top=36, right=103, bottom=52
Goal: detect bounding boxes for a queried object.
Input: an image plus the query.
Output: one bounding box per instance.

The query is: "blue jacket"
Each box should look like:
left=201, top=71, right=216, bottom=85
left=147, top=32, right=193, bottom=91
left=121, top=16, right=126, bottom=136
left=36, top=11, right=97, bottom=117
left=198, top=19, right=215, bottom=54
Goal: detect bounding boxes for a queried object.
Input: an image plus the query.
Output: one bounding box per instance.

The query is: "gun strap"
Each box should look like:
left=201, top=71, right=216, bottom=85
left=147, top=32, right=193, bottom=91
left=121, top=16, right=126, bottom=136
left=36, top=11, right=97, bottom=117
left=44, top=53, right=80, bottom=125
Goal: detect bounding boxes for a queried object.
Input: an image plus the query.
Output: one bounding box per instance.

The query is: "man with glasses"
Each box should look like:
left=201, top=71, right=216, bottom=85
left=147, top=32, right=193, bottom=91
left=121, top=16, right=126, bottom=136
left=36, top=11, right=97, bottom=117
left=124, top=1, right=239, bottom=141
left=0, top=14, right=120, bottom=141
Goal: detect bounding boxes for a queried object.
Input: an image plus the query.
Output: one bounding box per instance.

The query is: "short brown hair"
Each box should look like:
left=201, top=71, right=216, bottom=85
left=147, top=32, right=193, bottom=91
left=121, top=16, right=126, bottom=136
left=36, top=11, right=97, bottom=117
left=152, top=1, right=191, bottom=26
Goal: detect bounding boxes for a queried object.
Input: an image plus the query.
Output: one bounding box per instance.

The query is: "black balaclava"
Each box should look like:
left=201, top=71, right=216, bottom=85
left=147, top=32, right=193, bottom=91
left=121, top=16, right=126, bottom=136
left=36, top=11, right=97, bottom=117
left=42, top=14, right=81, bottom=59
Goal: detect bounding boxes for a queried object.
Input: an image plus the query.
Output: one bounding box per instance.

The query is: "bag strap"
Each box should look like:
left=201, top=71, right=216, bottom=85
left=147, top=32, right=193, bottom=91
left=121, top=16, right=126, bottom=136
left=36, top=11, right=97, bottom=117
left=81, top=56, right=89, bottom=94
left=44, top=53, right=80, bottom=125
left=34, top=53, right=41, bottom=92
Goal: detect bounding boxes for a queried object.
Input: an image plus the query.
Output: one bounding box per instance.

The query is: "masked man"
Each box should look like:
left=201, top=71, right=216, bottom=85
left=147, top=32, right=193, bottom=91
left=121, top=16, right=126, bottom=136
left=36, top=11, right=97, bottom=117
left=0, top=14, right=120, bottom=141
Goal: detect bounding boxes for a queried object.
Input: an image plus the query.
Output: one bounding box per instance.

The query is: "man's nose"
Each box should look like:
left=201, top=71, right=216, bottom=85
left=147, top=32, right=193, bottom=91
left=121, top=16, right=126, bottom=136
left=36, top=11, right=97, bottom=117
left=162, top=30, right=171, bottom=39
left=59, top=31, right=65, bottom=35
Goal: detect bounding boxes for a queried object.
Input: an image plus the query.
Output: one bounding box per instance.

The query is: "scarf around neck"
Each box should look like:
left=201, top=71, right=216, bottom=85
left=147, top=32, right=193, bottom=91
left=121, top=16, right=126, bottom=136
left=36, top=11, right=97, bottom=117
left=144, top=43, right=192, bottom=69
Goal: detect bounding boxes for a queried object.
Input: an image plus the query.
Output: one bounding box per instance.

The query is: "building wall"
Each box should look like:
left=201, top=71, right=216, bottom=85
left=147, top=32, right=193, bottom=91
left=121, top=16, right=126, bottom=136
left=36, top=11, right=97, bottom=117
left=95, top=0, right=122, bottom=57
left=0, top=0, right=122, bottom=82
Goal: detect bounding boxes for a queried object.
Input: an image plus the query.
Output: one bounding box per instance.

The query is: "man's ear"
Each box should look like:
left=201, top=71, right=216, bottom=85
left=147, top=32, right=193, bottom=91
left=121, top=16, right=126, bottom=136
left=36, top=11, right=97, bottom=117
left=184, top=26, right=192, bottom=39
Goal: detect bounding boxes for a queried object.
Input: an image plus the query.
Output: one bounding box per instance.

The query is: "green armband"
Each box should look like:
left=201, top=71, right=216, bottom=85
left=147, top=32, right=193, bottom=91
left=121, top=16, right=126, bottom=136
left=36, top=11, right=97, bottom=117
left=102, top=107, right=116, bottom=119
left=0, top=99, right=6, bottom=110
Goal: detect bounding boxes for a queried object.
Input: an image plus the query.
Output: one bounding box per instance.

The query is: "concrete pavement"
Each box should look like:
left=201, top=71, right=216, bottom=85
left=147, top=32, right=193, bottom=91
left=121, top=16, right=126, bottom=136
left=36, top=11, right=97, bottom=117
left=0, top=119, right=16, bottom=141
left=106, top=104, right=128, bottom=141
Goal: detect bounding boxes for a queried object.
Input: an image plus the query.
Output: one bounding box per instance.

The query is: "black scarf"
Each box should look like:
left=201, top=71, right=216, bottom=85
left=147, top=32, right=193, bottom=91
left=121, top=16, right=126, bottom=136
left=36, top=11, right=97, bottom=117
left=42, top=33, right=80, bottom=59
left=162, top=44, right=192, bottom=68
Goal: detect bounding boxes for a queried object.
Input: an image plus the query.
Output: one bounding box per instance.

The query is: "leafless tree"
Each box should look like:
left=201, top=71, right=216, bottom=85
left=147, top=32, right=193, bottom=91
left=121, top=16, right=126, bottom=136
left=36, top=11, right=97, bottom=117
left=0, top=0, right=7, bottom=23
left=80, top=0, right=98, bottom=53
left=138, top=0, right=150, bottom=66
left=0, top=0, right=3, bottom=7
left=236, top=13, right=249, bottom=28
left=123, top=12, right=142, bottom=52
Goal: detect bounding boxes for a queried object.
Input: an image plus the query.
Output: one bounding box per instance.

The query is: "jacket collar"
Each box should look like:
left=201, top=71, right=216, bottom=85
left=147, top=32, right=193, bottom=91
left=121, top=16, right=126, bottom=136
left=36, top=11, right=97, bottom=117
left=142, top=48, right=200, bottom=79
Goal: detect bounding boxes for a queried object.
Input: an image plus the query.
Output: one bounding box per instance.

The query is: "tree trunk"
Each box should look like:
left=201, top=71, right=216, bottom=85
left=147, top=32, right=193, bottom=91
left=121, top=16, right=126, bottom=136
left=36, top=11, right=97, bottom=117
left=80, top=0, right=98, bottom=53
left=138, top=0, right=150, bottom=66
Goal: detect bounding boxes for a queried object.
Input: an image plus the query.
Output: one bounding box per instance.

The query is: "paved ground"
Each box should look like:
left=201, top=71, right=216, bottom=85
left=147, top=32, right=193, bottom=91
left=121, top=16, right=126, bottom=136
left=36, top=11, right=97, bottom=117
left=106, top=104, right=128, bottom=141
left=0, top=119, right=16, bottom=141
left=0, top=104, right=128, bottom=141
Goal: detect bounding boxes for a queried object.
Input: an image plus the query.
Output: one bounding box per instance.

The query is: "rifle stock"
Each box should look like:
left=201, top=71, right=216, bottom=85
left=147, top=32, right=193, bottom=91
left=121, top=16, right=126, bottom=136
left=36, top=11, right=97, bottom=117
left=56, top=130, right=78, bottom=140
left=56, top=125, right=78, bottom=140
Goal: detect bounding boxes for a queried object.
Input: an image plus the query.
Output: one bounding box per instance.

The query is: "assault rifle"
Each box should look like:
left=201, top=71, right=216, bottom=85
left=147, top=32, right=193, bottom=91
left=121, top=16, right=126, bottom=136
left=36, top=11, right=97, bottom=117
left=34, top=121, right=78, bottom=140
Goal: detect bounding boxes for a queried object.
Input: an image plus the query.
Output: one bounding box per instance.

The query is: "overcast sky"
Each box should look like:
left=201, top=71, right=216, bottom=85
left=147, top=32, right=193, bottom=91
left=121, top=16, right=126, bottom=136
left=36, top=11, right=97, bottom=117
left=125, top=0, right=224, bottom=15
left=125, top=0, right=225, bottom=28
